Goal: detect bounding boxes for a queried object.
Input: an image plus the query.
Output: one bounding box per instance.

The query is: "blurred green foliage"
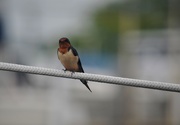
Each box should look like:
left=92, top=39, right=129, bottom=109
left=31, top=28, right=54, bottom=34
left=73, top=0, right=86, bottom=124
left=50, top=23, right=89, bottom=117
left=71, top=0, right=179, bottom=54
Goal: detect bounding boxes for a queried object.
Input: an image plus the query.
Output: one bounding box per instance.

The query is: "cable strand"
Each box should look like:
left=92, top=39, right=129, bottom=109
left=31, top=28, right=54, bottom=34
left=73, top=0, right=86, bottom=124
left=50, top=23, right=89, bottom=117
left=0, top=62, right=180, bottom=93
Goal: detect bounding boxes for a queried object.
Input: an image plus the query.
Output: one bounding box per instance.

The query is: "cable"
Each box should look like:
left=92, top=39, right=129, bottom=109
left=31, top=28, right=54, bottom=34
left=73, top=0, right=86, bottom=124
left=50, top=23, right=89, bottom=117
left=0, top=62, right=180, bottom=93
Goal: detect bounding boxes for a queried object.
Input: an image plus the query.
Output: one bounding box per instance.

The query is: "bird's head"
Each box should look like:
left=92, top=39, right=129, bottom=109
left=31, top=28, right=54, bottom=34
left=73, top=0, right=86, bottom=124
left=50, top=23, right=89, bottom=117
left=59, top=37, right=71, bottom=48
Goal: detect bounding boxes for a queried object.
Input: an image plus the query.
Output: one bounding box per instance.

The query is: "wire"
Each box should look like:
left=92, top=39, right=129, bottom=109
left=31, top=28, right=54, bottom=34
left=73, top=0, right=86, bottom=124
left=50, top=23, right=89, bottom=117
left=0, top=62, right=180, bottom=93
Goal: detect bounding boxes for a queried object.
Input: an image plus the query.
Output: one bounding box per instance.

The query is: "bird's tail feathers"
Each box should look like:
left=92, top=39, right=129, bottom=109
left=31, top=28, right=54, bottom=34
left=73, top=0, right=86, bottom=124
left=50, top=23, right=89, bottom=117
left=80, top=79, right=92, bottom=92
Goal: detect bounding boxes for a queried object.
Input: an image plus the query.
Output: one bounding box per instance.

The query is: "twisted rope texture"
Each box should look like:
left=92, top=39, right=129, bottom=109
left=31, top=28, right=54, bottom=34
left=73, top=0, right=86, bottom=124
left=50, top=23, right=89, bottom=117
left=0, top=62, right=180, bottom=93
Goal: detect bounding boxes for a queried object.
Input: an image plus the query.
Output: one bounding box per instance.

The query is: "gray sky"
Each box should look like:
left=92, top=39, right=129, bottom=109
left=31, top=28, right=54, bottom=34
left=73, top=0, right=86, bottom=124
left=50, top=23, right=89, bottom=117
left=1, top=0, right=114, bottom=43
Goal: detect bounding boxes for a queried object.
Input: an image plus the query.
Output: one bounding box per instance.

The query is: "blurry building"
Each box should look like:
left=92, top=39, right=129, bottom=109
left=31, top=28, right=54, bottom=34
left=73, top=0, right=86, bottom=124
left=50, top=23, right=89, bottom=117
left=118, top=29, right=180, bottom=125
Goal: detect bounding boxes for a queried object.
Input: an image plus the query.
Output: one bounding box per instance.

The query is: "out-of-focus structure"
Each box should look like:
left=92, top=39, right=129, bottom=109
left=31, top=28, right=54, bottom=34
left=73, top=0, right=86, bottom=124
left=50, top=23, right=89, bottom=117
left=118, top=30, right=180, bottom=125
left=0, top=0, right=180, bottom=125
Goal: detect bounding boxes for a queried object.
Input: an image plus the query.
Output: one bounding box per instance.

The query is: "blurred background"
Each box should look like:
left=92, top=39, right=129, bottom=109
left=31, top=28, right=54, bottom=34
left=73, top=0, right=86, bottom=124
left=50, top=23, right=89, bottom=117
left=0, top=0, right=180, bottom=125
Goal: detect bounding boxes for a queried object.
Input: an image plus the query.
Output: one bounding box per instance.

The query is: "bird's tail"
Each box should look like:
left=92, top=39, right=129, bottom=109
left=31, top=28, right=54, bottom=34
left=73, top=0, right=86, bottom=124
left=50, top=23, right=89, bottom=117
left=80, top=79, right=92, bottom=92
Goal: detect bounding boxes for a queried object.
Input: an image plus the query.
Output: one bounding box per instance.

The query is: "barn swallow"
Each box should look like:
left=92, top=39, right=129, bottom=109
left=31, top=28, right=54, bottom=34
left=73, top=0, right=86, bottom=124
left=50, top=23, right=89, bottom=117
left=57, top=37, right=92, bottom=92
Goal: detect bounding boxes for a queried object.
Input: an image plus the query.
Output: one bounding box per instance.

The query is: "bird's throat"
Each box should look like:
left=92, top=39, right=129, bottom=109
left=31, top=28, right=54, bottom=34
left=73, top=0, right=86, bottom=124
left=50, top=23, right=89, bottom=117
left=58, top=47, right=68, bottom=54
left=58, top=43, right=70, bottom=54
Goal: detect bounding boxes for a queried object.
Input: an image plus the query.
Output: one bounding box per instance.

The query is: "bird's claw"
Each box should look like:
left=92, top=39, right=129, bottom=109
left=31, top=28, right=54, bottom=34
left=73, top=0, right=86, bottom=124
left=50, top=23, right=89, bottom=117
left=62, top=69, right=74, bottom=76
left=71, top=71, right=75, bottom=77
left=62, top=69, right=67, bottom=72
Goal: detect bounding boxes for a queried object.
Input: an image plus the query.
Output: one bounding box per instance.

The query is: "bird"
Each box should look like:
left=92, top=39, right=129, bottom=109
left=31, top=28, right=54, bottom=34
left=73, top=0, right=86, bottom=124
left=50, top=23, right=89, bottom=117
left=57, top=37, right=92, bottom=92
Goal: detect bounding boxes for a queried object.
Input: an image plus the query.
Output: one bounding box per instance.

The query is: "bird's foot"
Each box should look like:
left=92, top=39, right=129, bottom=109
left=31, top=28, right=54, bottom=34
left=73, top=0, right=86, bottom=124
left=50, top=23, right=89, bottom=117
left=71, top=71, right=75, bottom=77
left=62, top=69, right=75, bottom=76
left=62, top=69, right=67, bottom=73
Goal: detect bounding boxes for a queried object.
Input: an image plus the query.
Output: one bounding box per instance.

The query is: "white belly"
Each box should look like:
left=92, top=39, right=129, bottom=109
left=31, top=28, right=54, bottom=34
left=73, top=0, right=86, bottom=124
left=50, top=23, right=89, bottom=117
left=58, top=50, right=79, bottom=71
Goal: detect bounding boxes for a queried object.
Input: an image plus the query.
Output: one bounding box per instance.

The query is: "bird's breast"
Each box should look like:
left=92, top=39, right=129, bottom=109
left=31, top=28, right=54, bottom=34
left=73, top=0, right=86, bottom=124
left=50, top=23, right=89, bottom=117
left=58, top=49, right=79, bottom=71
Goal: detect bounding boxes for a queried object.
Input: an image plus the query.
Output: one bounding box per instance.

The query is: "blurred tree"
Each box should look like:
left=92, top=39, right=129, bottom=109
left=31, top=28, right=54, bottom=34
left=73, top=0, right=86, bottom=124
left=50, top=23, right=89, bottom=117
left=72, top=0, right=179, bottom=54
left=167, top=0, right=180, bottom=28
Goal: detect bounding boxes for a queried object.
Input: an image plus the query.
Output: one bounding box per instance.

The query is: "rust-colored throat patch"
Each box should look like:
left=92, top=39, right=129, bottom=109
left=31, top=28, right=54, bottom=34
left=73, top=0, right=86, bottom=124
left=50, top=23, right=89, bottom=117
left=59, top=43, right=70, bottom=54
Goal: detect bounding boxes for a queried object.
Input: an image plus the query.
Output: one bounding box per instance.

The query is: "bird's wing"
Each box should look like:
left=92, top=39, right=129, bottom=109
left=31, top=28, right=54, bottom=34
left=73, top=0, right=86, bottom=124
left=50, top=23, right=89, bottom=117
left=71, top=46, right=84, bottom=73
left=77, top=59, right=84, bottom=73
left=70, top=46, right=78, bottom=56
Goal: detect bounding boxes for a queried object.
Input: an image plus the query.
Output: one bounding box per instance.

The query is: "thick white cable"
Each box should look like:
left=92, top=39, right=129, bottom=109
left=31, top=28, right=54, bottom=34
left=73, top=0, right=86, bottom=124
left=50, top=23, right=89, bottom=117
left=0, top=62, right=180, bottom=93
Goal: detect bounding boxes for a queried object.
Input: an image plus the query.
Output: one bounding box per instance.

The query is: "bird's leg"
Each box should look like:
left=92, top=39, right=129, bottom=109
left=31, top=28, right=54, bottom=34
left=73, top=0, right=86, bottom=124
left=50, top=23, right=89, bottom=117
left=71, top=71, right=75, bottom=77
left=62, top=69, right=67, bottom=72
